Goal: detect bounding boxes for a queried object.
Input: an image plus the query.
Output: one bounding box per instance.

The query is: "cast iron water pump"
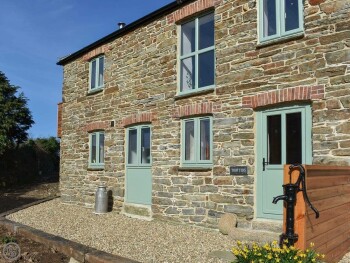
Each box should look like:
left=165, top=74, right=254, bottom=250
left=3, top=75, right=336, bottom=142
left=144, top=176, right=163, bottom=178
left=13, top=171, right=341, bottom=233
left=272, top=164, right=319, bottom=246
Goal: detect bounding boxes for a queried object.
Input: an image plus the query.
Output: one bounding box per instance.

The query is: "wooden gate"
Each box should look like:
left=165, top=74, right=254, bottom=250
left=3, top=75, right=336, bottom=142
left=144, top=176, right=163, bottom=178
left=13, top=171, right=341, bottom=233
left=284, top=165, right=350, bottom=263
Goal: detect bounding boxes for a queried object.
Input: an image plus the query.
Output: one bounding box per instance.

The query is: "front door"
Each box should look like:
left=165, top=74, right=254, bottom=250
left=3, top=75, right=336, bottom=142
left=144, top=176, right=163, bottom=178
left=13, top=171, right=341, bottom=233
left=257, top=105, right=312, bottom=219
left=125, top=125, right=152, bottom=205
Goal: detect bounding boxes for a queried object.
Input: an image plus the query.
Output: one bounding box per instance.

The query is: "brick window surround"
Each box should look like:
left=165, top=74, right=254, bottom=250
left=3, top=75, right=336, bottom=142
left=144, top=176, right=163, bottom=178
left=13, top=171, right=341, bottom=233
left=167, top=0, right=222, bottom=23
left=173, top=101, right=221, bottom=118
left=309, top=0, right=326, bottom=5
left=82, top=44, right=111, bottom=62
left=242, top=86, right=325, bottom=109
left=83, top=121, right=109, bottom=132
left=121, top=112, right=156, bottom=127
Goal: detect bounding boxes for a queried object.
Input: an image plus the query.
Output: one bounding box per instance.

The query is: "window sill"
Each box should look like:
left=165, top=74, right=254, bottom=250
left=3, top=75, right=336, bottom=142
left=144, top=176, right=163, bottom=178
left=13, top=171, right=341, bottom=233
left=175, top=87, right=215, bottom=100
left=87, top=166, right=104, bottom=171
left=257, top=32, right=305, bottom=48
left=87, top=87, right=104, bottom=96
left=178, top=166, right=212, bottom=172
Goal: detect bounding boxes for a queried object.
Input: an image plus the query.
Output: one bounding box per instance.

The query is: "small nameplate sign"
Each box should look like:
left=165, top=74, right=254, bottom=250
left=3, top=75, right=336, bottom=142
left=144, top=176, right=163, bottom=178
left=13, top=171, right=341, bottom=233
left=230, top=166, right=248, bottom=175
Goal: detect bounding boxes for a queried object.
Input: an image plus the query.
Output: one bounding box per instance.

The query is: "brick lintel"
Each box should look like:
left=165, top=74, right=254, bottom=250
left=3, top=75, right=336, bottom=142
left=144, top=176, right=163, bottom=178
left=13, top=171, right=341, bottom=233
left=82, top=44, right=111, bottom=62
left=121, top=112, right=156, bottom=127
left=167, top=0, right=222, bottom=24
left=173, top=101, right=221, bottom=118
left=242, top=86, right=325, bottom=109
left=83, top=121, right=110, bottom=132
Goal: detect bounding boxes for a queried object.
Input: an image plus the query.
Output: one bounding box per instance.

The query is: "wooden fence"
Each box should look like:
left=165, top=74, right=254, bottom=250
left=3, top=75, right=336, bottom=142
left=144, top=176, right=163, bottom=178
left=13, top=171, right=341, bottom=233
left=283, top=165, right=350, bottom=263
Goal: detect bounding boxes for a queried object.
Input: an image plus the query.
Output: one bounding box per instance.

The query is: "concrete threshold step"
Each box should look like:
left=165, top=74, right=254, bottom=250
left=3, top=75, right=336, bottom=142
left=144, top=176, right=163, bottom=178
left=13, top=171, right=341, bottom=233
left=228, top=227, right=281, bottom=244
left=251, top=219, right=283, bottom=234
left=0, top=217, right=139, bottom=263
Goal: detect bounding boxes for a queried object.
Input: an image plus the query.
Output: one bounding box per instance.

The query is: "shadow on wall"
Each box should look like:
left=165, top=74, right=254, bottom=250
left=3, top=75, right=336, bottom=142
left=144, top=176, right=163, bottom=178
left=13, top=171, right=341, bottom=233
left=108, top=190, right=114, bottom=212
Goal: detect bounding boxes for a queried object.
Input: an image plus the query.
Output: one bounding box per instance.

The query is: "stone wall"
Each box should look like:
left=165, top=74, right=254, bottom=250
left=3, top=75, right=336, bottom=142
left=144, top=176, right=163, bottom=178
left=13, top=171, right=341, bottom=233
left=59, top=0, right=350, bottom=228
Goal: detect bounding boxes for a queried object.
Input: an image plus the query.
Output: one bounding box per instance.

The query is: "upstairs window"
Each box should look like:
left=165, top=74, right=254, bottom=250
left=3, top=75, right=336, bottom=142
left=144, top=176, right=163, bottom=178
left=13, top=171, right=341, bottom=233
left=259, top=0, right=303, bottom=43
left=89, top=131, right=104, bottom=168
left=179, top=13, right=215, bottom=94
left=89, top=56, right=104, bottom=91
left=181, top=116, right=212, bottom=167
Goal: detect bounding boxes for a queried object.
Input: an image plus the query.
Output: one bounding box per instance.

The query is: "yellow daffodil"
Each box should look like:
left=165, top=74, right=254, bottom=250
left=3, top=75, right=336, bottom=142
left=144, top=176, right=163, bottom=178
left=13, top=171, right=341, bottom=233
left=231, top=239, right=321, bottom=263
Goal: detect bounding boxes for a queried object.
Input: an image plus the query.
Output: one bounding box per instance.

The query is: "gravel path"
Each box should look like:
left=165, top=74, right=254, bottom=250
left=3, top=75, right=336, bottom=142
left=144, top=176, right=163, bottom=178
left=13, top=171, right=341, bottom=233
left=6, top=199, right=350, bottom=263
left=7, top=199, right=234, bottom=263
left=339, top=253, right=350, bottom=263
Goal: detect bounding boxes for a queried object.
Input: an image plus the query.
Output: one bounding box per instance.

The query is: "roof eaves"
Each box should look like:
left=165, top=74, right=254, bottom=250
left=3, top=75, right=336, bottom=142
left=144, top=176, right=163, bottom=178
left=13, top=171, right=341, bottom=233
left=57, top=0, right=194, bottom=66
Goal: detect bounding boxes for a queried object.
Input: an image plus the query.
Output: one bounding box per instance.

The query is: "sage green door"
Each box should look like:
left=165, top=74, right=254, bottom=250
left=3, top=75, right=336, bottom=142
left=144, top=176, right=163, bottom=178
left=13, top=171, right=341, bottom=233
left=125, top=125, right=152, bottom=205
left=257, top=105, right=312, bottom=219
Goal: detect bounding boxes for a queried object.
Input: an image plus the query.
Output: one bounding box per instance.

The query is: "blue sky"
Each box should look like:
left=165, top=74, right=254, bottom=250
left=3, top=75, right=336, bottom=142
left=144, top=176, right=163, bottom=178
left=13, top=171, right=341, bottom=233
left=0, top=0, right=173, bottom=138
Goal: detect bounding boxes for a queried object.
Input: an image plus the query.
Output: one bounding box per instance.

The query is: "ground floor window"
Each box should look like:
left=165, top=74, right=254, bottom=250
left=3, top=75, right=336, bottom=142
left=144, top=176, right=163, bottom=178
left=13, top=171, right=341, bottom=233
left=181, top=116, right=212, bottom=167
left=89, top=131, right=104, bottom=168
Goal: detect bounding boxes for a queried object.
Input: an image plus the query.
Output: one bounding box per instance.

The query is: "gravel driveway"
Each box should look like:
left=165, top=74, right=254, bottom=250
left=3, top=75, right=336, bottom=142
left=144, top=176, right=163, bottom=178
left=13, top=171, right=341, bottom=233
left=7, top=199, right=234, bottom=263
left=6, top=199, right=350, bottom=263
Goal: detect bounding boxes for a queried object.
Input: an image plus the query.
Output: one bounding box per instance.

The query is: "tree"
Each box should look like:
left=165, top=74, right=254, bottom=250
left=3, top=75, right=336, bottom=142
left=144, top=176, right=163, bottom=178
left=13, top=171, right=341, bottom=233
left=32, top=136, right=60, bottom=172
left=0, top=71, right=34, bottom=154
left=31, top=137, right=60, bottom=157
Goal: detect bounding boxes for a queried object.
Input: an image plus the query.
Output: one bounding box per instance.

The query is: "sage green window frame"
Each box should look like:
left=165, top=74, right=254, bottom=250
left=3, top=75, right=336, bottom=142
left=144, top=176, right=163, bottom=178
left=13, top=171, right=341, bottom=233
left=181, top=116, right=213, bottom=168
left=88, top=131, right=105, bottom=168
left=178, top=12, right=215, bottom=95
left=258, top=0, right=304, bottom=43
left=126, top=125, right=152, bottom=167
left=89, top=55, right=104, bottom=91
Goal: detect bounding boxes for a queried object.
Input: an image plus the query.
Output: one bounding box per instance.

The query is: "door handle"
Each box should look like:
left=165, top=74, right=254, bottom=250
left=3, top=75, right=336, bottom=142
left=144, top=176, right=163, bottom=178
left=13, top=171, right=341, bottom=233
left=263, top=158, right=269, bottom=171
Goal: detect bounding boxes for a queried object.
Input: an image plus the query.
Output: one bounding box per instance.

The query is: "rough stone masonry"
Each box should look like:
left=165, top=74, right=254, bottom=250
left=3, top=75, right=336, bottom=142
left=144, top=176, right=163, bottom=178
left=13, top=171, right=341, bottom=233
left=58, top=0, right=350, bottom=229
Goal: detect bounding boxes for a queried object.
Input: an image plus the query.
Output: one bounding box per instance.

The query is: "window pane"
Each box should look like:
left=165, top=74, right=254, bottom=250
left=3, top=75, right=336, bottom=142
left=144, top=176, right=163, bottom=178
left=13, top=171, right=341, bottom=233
left=200, top=119, right=210, bottom=160
left=180, top=56, right=195, bottom=92
left=199, top=13, right=214, bottom=50
left=198, top=50, right=215, bottom=88
left=181, top=20, right=195, bottom=55
left=91, top=134, right=97, bottom=163
left=98, top=57, right=104, bottom=87
left=267, top=115, right=281, bottom=164
left=99, top=133, right=104, bottom=163
left=285, top=0, right=299, bottom=32
left=185, top=121, right=195, bottom=161
left=128, top=129, right=137, bottom=164
left=90, top=60, right=96, bottom=89
left=286, top=112, right=302, bottom=164
left=141, top=127, right=151, bottom=164
left=263, top=0, right=277, bottom=37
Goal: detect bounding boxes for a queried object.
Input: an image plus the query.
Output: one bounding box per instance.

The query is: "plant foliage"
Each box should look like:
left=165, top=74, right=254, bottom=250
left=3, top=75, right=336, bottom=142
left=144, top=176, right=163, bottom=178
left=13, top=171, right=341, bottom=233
left=1, top=235, right=17, bottom=244
left=30, top=137, right=60, bottom=157
left=0, top=71, right=34, bottom=154
left=231, top=240, right=325, bottom=263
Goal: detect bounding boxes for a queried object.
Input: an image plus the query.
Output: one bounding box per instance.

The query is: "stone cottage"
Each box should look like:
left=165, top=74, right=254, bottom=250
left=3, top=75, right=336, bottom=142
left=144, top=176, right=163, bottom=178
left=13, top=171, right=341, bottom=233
left=57, top=0, right=350, bottom=230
